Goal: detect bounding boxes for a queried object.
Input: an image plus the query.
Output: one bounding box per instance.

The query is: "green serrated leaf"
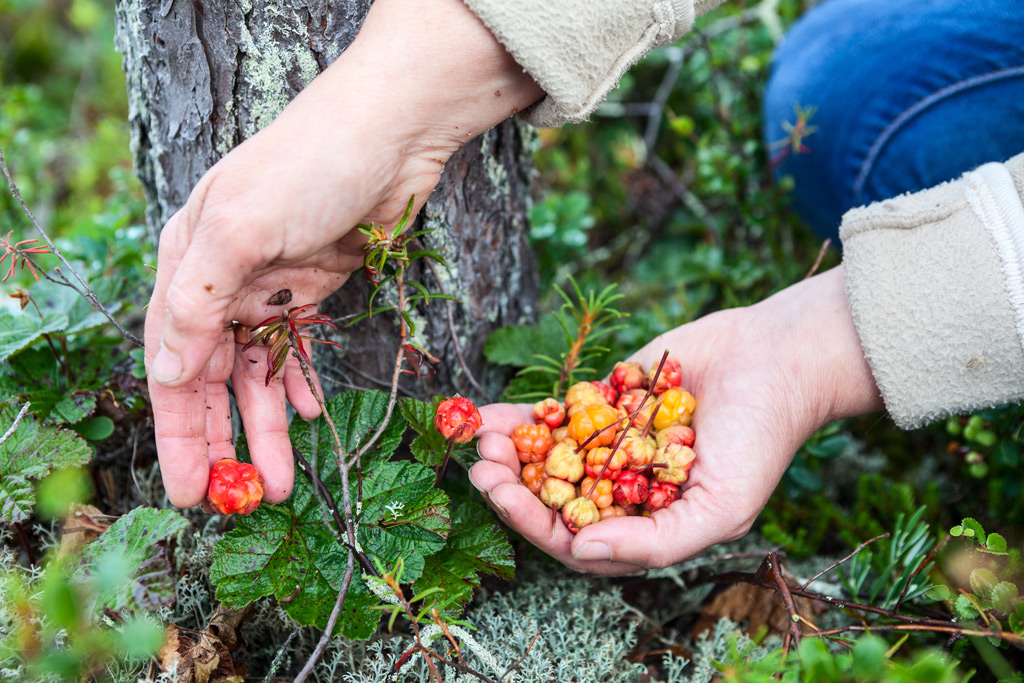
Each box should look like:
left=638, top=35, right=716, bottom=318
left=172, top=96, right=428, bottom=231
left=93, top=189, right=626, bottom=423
left=49, top=393, right=97, bottom=425
left=0, top=401, right=92, bottom=524
left=29, top=277, right=122, bottom=336
left=970, top=568, right=998, bottom=599
left=960, top=517, right=985, bottom=542
left=484, top=314, right=567, bottom=367
left=925, top=585, right=952, bottom=602
left=984, top=532, right=1008, bottom=554
left=950, top=525, right=964, bottom=537
left=76, top=508, right=189, bottom=611
left=954, top=593, right=980, bottom=621
left=414, top=502, right=514, bottom=609
left=0, top=310, right=68, bottom=362
left=992, top=581, right=1019, bottom=613
left=358, top=461, right=450, bottom=582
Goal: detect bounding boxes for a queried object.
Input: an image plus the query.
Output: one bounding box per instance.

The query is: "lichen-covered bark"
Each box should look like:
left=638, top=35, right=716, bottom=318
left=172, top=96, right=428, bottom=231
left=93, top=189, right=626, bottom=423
left=115, top=0, right=536, bottom=400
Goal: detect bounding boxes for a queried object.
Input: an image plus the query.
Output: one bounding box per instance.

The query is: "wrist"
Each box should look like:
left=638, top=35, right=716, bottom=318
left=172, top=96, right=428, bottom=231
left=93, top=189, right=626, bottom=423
left=317, top=0, right=542, bottom=156
left=757, top=267, right=882, bottom=425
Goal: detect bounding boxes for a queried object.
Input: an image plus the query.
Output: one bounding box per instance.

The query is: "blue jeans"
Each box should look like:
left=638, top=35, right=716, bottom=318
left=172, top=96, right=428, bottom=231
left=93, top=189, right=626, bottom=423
left=764, top=0, right=1024, bottom=244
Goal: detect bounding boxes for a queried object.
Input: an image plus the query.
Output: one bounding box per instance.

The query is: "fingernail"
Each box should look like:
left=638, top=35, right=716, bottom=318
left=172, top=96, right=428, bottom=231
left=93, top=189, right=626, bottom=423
left=573, top=541, right=611, bottom=561
left=152, top=346, right=183, bottom=384
left=491, top=498, right=510, bottom=518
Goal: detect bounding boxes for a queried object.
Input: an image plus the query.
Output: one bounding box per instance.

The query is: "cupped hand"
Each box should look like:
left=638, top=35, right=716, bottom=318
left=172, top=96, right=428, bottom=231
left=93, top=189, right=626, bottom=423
left=145, top=0, right=543, bottom=508
left=469, top=268, right=882, bottom=574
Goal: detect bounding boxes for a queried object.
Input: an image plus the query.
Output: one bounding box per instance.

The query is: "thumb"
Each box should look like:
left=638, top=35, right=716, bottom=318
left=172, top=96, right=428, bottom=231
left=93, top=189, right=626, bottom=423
left=150, top=211, right=250, bottom=387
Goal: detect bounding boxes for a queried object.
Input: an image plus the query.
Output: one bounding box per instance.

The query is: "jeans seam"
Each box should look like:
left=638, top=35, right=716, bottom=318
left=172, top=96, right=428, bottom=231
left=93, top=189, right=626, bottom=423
left=853, top=65, right=1024, bottom=202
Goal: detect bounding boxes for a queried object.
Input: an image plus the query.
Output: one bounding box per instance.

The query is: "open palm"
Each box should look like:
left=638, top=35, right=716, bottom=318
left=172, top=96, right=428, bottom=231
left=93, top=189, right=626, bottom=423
left=470, top=269, right=881, bottom=574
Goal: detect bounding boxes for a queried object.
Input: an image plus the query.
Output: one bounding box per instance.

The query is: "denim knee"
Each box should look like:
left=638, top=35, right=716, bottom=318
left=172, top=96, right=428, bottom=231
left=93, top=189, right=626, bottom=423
left=764, top=0, right=1024, bottom=243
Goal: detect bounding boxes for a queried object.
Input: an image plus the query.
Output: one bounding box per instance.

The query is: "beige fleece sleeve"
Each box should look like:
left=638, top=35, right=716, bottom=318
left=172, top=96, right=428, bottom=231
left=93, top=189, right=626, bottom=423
left=463, top=0, right=726, bottom=128
left=841, top=152, right=1024, bottom=428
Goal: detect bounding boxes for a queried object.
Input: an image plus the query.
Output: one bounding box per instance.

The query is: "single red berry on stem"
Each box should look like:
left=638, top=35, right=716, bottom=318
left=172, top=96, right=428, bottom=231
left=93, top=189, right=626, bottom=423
left=207, top=459, right=265, bottom=515
left=532, top=398, right=566, bottom=430
left=647, top=356, right=682, bottom=395
left=434, top=396, right=483, bottom=443
left=612, top=470, right=649, bottom=506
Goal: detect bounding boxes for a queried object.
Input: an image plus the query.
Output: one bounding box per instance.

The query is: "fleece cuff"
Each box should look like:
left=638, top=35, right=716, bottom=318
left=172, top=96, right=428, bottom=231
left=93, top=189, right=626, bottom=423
left=841, top=152, right=1024, bottom=428
left=464, top=1, right=720, bottom=128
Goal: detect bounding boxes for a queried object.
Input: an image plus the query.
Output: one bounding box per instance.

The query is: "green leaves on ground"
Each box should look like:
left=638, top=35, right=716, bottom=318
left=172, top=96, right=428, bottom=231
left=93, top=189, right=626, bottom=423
left=210, top=390, right=508, bottom=639
left=415, top=502, right=515, bottom=607
left=0, top=401, right=92, bottom=524
left=0, top=310, right=68, bottom=362
left=75, top=507, right=189, bottom=611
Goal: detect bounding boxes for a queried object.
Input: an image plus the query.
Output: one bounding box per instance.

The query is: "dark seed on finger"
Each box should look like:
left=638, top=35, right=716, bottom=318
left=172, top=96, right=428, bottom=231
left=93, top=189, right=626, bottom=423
left=266, top=288, right=292, bottom=306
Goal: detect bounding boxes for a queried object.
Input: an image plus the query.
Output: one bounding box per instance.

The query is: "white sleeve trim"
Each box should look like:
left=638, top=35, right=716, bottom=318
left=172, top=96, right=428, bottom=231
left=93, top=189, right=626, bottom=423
left=965, top=162, right=1024, bottom=346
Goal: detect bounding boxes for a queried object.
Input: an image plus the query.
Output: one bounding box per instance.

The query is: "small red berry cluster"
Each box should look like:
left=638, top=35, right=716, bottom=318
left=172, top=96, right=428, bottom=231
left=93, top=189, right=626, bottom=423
left=206, top=459, right=265, bottom=515
left=517, top=357, right=697, bottom=534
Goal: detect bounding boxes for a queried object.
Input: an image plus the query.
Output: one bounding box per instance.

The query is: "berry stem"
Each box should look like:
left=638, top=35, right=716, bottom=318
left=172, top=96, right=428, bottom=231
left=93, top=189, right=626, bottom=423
left=434, top=439, right=456, bottom=487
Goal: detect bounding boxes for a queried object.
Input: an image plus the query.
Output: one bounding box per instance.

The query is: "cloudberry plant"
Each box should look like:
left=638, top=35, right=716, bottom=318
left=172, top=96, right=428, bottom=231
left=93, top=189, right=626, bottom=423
left=207, top=459, right=265, bottom=515
left=610, top=361, right=644, bottom=395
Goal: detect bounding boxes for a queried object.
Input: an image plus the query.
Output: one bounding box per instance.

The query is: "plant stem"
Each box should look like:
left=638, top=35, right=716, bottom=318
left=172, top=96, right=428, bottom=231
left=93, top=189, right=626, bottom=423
left=292, top=553, right=354, bottom=683
left=435, top=440, right=456, bottom=487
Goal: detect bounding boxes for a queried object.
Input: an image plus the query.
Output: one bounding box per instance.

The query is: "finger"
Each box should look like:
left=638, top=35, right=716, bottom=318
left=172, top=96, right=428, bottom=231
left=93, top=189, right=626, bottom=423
left=571, top=483, right=754, bottom=568
left=476, top=432, right=522, bottom=474
left=486, top=482, right=643, bottom=575
left=152, top=208, right=258, bottom=388
left=468, top=459, right=519, bottom=493
left=233, top=342, right=295, bottom=503
left=283, top=339, right=324, bottom=421
left=204, top=332, right=237, bottom=466
left=477, top=403, right=535, bottom=436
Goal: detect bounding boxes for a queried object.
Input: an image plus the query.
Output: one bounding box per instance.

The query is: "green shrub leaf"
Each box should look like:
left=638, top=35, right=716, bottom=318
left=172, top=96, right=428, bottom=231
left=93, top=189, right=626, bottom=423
left=0, top=311, right=68, bottom=362
left=414, top=502, right=514, bottom=608
left=76, top=507, right=189, bottom=611
left=0, top=401, right=92, bottom=524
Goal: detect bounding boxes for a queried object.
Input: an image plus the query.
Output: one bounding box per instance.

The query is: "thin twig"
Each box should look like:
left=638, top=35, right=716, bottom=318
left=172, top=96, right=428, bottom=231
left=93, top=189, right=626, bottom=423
left=803, top=238, right=832, bottom=280
left=0, top=147, right=144, bottom=347
left=499, top=628, right=542, bottom=682
left=424, top=258, right=492, bottom=403
left=892, top=535, right=948, bottom=613
left=293, top=554, right=355, bottom=683
left=811, top=623, right=1024, bottom=648
left=0, top=402, right=30, bottom=447
left=797, top=533, right=889, bottom=590
left=585, top=350, right=669, bottom=499
left=765, top=551, right=802, bottom=652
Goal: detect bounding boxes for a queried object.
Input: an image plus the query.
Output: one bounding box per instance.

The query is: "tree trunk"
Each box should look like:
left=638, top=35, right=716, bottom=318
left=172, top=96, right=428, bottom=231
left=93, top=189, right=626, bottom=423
left=114, top=0, right=537, bottom=401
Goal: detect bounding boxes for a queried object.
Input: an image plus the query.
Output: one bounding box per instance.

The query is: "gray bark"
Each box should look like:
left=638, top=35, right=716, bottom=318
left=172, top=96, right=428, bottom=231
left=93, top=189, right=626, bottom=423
left=114, top=0, right=537, bottom=400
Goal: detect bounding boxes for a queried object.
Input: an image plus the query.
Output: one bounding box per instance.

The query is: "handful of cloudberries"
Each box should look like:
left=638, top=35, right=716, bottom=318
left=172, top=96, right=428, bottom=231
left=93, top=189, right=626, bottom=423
left=518, top=357, right=696, bottom=534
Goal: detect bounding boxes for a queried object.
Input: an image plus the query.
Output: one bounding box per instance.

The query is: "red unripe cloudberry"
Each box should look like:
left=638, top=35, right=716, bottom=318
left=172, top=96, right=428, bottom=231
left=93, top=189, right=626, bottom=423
left=647, top=357, right=682, bottom=395
left=207, top=459, right=264, bottom=515
left=434, top=396, right=483, bottom=443
left=590, top=381, right=618, bottom=405
left=610, top=361, right=645, bottom=395
left=645, top=481, right=679, bottom=512
left=612, top=470, right=649, bottom=506
left=532, top=398, right=566, bottom=430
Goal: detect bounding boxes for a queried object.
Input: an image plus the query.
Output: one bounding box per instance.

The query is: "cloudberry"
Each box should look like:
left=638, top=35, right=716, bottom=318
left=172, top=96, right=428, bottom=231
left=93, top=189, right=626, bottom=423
left=580, top=476, right=614, bottom=508
left=612, top=470, right=649, bottom=506
left=532, top=398, right=566, bottom=430
left=552, top=426, right=569, bottom=442
left=600, top=504, right=629, bottom=520
left=207, top=459, right=264, bottom=515
left=645, top=481, right=680, bottom=512
left=540, top=478, right=576, bottom=509
left=610, top=361, right=644, bottom=395
left=563, top=497, right=600, bottom=534
left=585, top=446, right=627, bottom=479
left=615, top=389, right=654, bottom=429
left=657, top=424, right=695, bottom=449
left=565, top=381, right=605, bottom=410
left=652, top=387, right=696, bottom=430
left=434, top=396, right=483, bottom=443
left=545, top=440, right=584, bottom=482
left=590, top=381, right=618, bottom=405
left=512, top=423, right=553, bottom=463
left=521, top=462, right=547, bottom=495
left=620, top=429, right=656, bottom=469
left=652, top=444, right=696, bottom=484
left=568, top=404, right=621, bottom=449
left=648, top=357, right=682, bottom=395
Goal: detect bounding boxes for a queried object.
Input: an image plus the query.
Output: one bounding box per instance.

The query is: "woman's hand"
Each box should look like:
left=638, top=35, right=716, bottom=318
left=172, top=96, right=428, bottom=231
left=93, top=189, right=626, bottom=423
left=145, top=0, right=542, bottom=509
left=469, top=267, right=882, bottom=574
